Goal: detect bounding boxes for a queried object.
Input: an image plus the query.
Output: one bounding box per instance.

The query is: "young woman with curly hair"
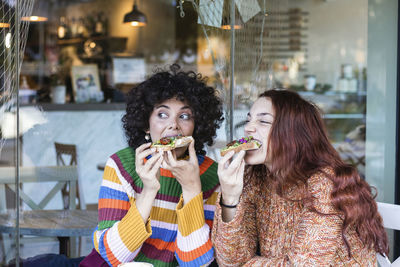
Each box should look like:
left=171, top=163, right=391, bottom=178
left=212, top=89, right=388, bottom=266
left=80, top=64, right=223, bottom=267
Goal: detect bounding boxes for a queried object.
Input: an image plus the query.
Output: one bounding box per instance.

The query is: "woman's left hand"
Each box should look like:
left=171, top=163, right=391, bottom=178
left=163, top=140, right=201, bottom=204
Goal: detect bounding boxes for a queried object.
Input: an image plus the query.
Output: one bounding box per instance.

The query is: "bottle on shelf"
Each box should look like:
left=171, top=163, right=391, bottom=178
left=304, top=74, right=316, bottom=91
left=94, top=12, right=105, bottom=36
left=85, top=15, right=95, bottom=37
left=77, top=17, right=88, bottom=38
left=336, top=64, right=357, bottom=93
left=57, top=16, right=68, bottom=39
left=102, top=12, right=109, bottom=36
left=70, top=17, right=78, bottom=39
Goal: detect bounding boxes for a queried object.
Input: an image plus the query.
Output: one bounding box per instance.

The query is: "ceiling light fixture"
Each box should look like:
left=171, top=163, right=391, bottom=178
left=21, top=15, right=48, bottom=22
left=221, top=15, right=243, bottom=30
left=0, top=22, right=10, bottom=28
left=123, top=0, right=147, bottom=27
left=21, top=0, right=48, bottom=22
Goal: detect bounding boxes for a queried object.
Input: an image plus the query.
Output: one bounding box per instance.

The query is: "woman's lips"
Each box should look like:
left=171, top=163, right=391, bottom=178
left=163, top=133, right=183, bottom=138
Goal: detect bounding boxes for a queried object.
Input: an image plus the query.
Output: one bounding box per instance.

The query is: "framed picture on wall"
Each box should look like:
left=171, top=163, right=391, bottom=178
left=71, top=64, right=103, bottom=103
left=111, top=55, right=146, bottom=85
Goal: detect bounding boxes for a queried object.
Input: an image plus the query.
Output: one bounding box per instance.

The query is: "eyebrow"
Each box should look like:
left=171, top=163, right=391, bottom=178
left=155, top=104, right=192, bottom=110
left=247, top=112, right=274, bottom=117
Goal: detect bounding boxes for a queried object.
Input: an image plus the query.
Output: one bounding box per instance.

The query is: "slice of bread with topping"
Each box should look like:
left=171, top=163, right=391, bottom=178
left=220, top=136, right=261, bottom=156
left=151, top=136, right=193, bottom=152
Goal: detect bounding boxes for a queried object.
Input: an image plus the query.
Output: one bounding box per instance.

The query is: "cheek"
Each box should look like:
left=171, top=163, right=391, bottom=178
left=148, top=119, right=165, bottom=138
left=181, top=121, right=195, bottom=135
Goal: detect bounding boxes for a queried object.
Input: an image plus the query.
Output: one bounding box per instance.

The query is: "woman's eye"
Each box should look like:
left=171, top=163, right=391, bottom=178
left=260, top=121, right=272, bottom=125
left=180, top=113, right=191, bottom=120
left=158, top=112, right=168, bottom=119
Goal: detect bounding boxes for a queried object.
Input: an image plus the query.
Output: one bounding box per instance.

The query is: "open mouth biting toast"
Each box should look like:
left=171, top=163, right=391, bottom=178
left=220, top=136, right=261, bottom=156
left=151, top=136, right=194, bottom=152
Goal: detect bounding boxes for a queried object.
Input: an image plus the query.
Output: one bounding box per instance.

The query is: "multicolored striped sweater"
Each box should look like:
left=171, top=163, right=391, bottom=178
left=93, top=147, right=220, bottom=267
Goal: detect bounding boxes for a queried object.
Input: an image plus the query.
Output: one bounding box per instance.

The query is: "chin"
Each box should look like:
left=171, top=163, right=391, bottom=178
left=244, top=152, right=266, bottom=165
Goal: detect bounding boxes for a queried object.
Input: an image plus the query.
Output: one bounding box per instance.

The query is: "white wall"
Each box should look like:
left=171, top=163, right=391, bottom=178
left=22, top=109, right=127, bottom=206
left=292, top=0, right=368, bottom=86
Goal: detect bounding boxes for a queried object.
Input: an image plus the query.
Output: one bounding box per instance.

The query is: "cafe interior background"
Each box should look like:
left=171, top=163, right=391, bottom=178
left=0, top=0, right=399, bottom=264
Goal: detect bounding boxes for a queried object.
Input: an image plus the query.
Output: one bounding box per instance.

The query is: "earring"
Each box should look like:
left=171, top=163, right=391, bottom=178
left=144, top=133, right=151, bottom=141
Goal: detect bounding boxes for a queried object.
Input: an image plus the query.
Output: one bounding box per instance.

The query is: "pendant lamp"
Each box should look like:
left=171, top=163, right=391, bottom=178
left=21, top=0, right=48, bottom=22
left=0, top=2, right=11, bottom=27
left=123, top=0, right=147, bottom=27
left=221, top=10, right=243, bottom=30
left=0, top=23, right=10, bottom=28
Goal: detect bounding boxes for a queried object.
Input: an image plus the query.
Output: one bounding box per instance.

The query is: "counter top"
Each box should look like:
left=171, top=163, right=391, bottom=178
left=22, top=102, right=126, bottom=111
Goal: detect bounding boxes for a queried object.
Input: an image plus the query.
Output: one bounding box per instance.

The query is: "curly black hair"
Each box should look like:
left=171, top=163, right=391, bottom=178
left=122, top=64, right=224, bottom=155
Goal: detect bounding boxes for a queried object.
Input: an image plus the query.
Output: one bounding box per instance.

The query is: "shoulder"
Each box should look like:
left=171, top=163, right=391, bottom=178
left=307, top=167, right=337, bottom=213
left=113, top=147, right=136, bottom=161
left=107, top=147, right=136, bottom=170
left=307, top=167, right=335, bottom=197
left=104, top=147, right=139, bottom=184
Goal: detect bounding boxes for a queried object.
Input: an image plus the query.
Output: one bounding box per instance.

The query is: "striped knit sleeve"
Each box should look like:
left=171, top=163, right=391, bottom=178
left=93, top=157, right=152, bottom=267
left=175, top=192, right=217, bottom=267
left=174, top=156, right=220, bottom=267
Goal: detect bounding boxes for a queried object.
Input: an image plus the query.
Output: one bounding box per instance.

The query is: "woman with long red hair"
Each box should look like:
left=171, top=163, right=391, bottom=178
left=212, top=89, right=388, bottom=266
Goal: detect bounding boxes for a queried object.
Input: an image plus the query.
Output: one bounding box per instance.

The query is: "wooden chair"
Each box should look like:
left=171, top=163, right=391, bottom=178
left=54, top=142, right=85, bottom=210
left=376, top=202, right=400, bottom=266
left=0, top=166, right=78, bottom=263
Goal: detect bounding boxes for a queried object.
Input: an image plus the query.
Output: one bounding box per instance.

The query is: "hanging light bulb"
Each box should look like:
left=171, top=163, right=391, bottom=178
left=0, top=23, right=10, bottom=28
left=21, top=0, right=48, bottom=22
left=221, top=6, right=243, bottom=30
left=22, top=15, right=48, bottom=22
left=0, top=2, right=11, bottom=28
left=221, top=15, right=243, bottom=30
left=123, top=0, right=147, bottom=27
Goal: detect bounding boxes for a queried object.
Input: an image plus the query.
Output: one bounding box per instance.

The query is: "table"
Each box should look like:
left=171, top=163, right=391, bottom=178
left=0, top=209, right=98, bottom=257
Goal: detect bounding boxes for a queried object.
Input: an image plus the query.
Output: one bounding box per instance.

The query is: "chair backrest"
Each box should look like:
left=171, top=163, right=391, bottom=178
left=0, top=166, right=78, bottom=211
left=54, top=142, right=85, bottom=210
left=376, top=202, right=400, bottom=266
left=55, top=142, right=77, bottom=166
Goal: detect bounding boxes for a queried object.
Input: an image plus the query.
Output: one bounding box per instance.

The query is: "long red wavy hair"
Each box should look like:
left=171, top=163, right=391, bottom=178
left=249, top=89, right=388, bottom=256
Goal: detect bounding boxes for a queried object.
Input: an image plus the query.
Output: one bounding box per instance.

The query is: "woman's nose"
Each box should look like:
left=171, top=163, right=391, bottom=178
left=244, top=121, right=255, bottom=133
left=168, top=119, right=180, bottom=130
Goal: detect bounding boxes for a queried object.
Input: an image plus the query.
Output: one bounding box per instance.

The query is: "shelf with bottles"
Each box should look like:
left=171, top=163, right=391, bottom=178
left=322, top=113, right=365, bottom=119
left=288, top=84, right=366, bottom=120
left=56, top=11, right=108, bottom=42
left=297, top=90, right=367, bottom=98
left=57, top=35, right=126, bottom=46
left=56, top=36, right=127, bottom=62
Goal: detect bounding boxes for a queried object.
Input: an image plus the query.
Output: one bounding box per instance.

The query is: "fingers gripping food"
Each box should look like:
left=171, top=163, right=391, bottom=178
left=151, top=136, right=194, bottom=152
left=220, top=136, right=261, bottom=156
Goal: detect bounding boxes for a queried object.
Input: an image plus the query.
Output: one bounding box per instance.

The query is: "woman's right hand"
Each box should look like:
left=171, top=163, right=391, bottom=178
left=135, top=143, right=163, bottom=192
left=218, top=150, right=246, bottom=206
